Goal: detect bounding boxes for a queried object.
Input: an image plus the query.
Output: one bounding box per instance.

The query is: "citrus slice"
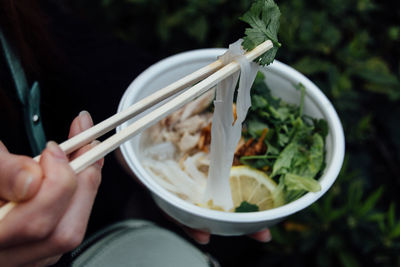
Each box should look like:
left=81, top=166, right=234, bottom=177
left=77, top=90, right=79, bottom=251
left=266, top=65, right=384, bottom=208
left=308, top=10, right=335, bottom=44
left=230, top=166, right=283, bottom=211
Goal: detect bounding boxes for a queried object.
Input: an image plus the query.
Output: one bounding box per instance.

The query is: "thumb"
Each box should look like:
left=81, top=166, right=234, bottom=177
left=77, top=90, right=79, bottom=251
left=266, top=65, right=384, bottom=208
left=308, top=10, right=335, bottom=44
left=0, top=141, right=43, bottom=202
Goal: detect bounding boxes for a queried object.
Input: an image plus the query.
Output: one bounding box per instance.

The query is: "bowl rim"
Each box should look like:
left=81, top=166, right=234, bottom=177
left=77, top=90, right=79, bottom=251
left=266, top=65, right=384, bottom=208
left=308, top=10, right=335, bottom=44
left=117, top=48, right=345, bottom=223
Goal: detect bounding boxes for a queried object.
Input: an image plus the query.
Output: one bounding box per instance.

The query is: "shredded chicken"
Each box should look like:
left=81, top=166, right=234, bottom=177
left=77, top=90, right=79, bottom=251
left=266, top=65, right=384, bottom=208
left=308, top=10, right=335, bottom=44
left=180, top=89, right=215, bottom=120
left=175, top=115, right=209, bottom=134
left=178, top=132, right=200, bottom=152
left=197, top=122, right=212, bottom=152
left=145, top=89, right=215, bottom=157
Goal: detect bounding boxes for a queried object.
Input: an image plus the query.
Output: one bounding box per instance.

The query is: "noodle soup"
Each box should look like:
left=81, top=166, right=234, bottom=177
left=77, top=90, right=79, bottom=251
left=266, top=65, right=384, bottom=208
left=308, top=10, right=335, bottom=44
left=117, top=49, right=345, bottom=235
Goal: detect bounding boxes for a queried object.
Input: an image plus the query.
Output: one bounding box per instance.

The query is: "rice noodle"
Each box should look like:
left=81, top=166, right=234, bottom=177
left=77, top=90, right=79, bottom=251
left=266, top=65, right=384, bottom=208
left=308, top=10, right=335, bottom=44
left=141, top=39, right=259, bottom=211
left=182, top=152, right=208, bottom=188
left=143, top=158, right=205, bottom=203
left=203, top=39, right=259, bottom=210
left=143, top=142, right=176, bottom=160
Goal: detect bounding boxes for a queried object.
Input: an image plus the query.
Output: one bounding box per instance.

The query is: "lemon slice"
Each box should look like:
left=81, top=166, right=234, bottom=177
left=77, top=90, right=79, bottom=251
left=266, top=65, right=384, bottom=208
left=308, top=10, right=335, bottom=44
left=230, top=166, right=283, bottom=211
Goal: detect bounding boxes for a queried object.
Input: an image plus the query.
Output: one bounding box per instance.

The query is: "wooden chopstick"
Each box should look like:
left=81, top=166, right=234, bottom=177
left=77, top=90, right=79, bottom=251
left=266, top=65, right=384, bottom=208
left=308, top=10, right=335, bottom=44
left=0, top=40, right=273, bottom=221
left=33, top=57, right=225, bottom=163
left=70, top=40, right=272, bottom=173
left=1, top=58, right=224, bottom=222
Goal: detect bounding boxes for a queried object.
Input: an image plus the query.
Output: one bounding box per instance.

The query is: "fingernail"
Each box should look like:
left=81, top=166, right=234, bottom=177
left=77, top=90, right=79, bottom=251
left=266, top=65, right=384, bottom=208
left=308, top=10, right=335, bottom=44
left=15, top=171, right=33, bottom=199
left=46, top=141, right=67, bottom=162
left=79, top=111, right=93, bottom=131
left=21, top=175, right=33, bottom=198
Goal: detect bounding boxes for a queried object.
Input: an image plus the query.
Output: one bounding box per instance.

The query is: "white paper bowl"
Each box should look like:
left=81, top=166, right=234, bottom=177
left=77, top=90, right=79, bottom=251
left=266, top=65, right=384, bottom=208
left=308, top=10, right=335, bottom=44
left=117, top=49, right=345, bottom=235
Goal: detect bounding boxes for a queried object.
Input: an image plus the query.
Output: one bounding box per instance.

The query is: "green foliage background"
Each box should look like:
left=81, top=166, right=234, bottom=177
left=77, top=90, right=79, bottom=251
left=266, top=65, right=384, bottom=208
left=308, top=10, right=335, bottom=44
left=67, top=0, right=400, bottom=266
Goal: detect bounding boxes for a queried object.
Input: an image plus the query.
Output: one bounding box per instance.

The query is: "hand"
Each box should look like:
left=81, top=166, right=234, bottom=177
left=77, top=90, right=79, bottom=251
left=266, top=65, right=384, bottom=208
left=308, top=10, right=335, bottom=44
left=164, top=213, right=271, bottom=244
left=182, top=226, right=272, bottom=245
left=0, top=111, right=104, bottom=267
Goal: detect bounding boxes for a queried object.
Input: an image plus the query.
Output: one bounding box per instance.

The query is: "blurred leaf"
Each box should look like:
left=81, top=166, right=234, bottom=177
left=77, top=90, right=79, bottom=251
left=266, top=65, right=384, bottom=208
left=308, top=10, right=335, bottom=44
left=389, top=222, right=400, bottom=239
left=388, top=26, right=400, bottom=41
left=358, top=187, right=383, bottom=217
left=339, top=251, right=360, bottom=267
left=347, top=179, right=364, bottom=210
left=293, top=57, right=333, bottom=75
left=186, top=15, right=208, bottom=43
left=366, top=212, right=385, bottom=223
left=354, top=58, right=400, bottom=86
left=357, top=0, right=376, bottom=12
left=388, top=203, right=396, bottom=229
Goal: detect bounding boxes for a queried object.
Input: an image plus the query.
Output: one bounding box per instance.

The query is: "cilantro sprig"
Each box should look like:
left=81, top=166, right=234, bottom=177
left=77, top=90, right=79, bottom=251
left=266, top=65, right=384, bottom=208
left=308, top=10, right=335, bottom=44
left=240, top=0, right=281, bottom=66
left=235, top=201, right=260, bottom=212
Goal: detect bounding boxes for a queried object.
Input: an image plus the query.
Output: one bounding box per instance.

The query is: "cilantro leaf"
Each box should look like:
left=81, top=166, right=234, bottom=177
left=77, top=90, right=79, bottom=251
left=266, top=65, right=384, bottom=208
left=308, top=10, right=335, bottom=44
left=243, top=75, right=328, bottom=203
left=235, top=201, right=260, bottom=212
left=250, top=72, right=281, bottom=108
left=247, top=119, right=269, bottom=137
left=283, top=173, right=322, bottom=193
left=313, top=118, right=329, bottom=139
left=271, top=142, right=298, bottom=177
left=292, top=133, right=325, bottom=178
left=240, top=0, right=281, bottom=66
left=295, top=83, right=306, bottom=116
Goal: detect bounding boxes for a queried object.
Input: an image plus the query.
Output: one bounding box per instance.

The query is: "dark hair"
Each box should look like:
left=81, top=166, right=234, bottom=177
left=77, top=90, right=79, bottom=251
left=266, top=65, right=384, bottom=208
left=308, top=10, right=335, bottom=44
left=0, top=1, right=57, bottom=80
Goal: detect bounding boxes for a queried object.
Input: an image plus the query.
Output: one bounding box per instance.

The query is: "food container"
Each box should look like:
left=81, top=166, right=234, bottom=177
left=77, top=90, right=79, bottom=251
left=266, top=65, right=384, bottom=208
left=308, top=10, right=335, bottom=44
left=117, top=48, right=345, bottom=235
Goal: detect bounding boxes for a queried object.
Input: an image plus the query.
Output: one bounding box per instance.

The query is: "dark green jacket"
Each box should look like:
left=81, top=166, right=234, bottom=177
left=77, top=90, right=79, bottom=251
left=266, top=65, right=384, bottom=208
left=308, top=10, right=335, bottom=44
left=0, top=2, right=156, bottom=237
left=0, top=29, right=46, bottom=155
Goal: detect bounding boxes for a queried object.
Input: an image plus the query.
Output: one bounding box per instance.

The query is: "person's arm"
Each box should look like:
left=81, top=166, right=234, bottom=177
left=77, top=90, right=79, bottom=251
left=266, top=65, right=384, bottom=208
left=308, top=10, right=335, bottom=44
left=0, top=111, right=103, bottom=267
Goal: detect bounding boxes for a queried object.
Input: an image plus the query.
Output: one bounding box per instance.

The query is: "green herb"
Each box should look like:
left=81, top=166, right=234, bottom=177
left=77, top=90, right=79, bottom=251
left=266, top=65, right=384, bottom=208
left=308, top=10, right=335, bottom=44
left=284, top=173, right=321, bottom=192
left=240, top=0, right=281, bottom=66
left=242, top=72, right=327, bottom=202
left=235, top=201, right=260, bottom=212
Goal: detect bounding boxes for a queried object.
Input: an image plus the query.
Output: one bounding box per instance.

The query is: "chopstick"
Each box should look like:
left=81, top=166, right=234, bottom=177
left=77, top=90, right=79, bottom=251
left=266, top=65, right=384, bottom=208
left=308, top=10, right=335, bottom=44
left=69, top=40, right=272, bottom=173
left=33, top=56, right=226, bottom=162
left=0, top=40, right=273, bottom=221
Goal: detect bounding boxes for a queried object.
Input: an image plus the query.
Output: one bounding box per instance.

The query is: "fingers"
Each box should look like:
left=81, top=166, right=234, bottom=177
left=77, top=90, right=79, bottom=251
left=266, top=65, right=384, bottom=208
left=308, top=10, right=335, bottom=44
left=248, top=228, right=272, bottom=243
left=0, top=141, right=9, bottom=152
left=0, top=142, right=77, bottom=246
left=27, top=115, right=103, bottom=262
left=51, top=141, right=103, bottom=247
left=0, top=138, right=103, bottom=264
left=162, top=211, right=211, bottom=245
left=67, top=110, right=104, bottom=166
left=0, top=238, right=64, bottom=266
left=33, top=255, right=62, bottom=267
left=187, top=228, right=272, bottom=245
left=182, top=227, right=211, bottom=245
left=0, top=141, right=43, bottom=202
left=68, top=110, right=93, bottom=139
left=0, top=111, right=102, bottom=266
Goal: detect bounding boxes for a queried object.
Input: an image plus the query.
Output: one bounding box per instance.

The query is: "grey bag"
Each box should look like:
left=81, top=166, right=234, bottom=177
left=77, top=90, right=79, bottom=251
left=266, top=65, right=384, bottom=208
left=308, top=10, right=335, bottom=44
left=58, top=220, right=218, bottom=267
